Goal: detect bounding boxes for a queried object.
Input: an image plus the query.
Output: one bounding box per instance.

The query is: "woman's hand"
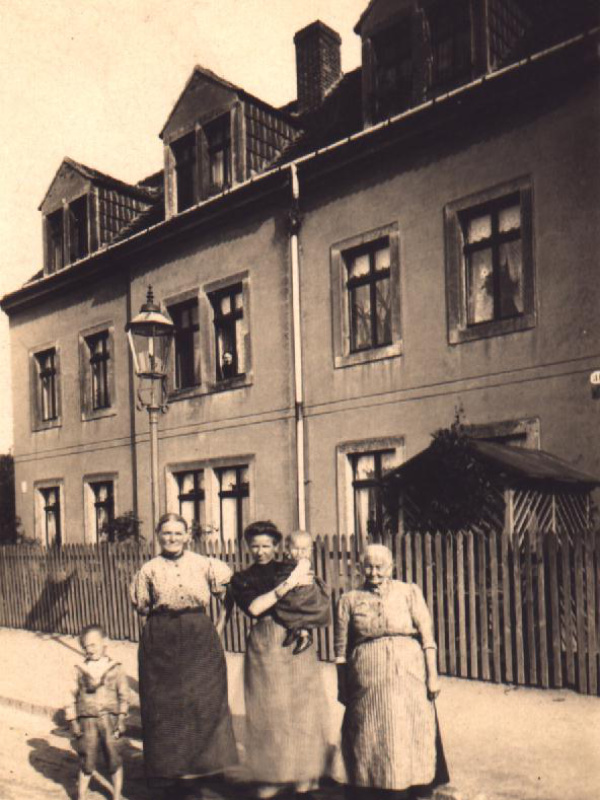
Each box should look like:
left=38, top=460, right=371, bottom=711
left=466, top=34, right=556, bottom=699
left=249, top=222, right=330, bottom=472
left=427, top=675, right=442, bottom=700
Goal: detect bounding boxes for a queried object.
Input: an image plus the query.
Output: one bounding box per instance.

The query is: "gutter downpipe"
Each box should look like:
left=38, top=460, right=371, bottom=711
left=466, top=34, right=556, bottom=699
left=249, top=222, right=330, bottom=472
left=289, top=163, right=307, bottom=530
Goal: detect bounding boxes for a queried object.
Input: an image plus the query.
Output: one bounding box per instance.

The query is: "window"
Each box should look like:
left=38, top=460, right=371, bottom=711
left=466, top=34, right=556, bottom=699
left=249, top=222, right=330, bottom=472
left=345, top=239, right=392, bottom=353
left=169, top=299, right=200, bottom=391
left=350, top=450, right=397, bottom=541
left=331, top=224, right=401, bottom=368
left=464, top=418, right=540, bottom=449
left=337, top=438, right=404, bottom=541
left=89, top=481, right=115, bottom=542
left=174, top=469, right=206, bottom=534
left=373, top=22, right=412, bottom=120
left=172, top=132, right=197, bottom=212
left=210, top=284, right=246, bottom=381
left=80, top=326, right=115, bottom=419
left=47, top=210, right=64, bottom=274
left=68, top=196, right=89, bottom=262
left=86, top=331, right=111, bottom=410
left=428, top=0, right=472, bottom=92
left=445, top=178, right=535, bottom=344
left=31, top=347, right=61, bottom=429
left=37, top=349, right=58, bottom=422
left=206, top=114, right=231, bottom=193
left=215, top=465, right=249, bottom=545
left=39, top=486, right=62, bottom=547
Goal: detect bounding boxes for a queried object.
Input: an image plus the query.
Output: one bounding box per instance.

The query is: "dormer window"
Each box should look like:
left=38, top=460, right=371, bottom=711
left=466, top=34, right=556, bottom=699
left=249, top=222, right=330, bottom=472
left=429, top=0, right=472, bottom=92
left=172, top=132, right=197, bottom=212
left=68, top=196, right=89, bottom=262
left=47, top=209, right=64, bottom=273
left=206, top=114, right=231, bottom=194
left=373, top=22, right=412, bottom=121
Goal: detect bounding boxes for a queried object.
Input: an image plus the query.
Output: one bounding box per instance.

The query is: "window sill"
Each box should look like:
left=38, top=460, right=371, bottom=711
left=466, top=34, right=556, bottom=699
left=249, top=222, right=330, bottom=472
left=81, top=408, right=117, bottom=422
left=32, top=419, right=62, bottom=432
left=449, top=312, right=536, bottom=345
left=168, top=375, right=253, bottom=402
left=334, top=341, right=403, bottom=369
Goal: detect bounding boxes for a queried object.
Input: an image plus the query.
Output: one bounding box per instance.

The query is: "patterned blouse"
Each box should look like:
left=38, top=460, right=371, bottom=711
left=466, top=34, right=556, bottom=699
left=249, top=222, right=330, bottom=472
left=130, top=550, right=232, bottom=615
left=334, top=579, right=437, bottom=663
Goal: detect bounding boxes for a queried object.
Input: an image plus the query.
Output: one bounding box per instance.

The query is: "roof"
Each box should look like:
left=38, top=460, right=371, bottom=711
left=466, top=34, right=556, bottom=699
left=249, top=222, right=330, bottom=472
left=38, top=157, right=159, bottom=210
left=112, top=200, right=165, bottom=243
left=385, top=439, right=600, bottom=490
left=275, top=67, right=363, bottom=164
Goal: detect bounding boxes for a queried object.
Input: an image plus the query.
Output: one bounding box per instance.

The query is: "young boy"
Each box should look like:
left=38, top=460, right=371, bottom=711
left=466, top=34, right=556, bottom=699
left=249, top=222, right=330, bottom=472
left=65, top=625, right=129, bottom=800
left=274, top=530, right=331, bottom=655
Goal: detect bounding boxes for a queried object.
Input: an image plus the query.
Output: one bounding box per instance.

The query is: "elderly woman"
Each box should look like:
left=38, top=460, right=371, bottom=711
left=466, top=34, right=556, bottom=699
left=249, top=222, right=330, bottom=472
left=130, top=513, right=237, bottom=799
left=335, top=544, right=449, bottom=799
left=231, top=521, right=330, bottom=799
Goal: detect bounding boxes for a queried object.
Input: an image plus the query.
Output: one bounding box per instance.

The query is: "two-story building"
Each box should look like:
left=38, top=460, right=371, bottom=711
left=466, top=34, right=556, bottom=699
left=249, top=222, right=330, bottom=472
left=2, top=0, right=599, bottom=547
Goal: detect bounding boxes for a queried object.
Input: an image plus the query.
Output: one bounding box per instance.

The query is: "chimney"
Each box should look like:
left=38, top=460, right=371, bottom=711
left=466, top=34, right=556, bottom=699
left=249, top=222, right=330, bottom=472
left=294, top=21, right=342, bottom=115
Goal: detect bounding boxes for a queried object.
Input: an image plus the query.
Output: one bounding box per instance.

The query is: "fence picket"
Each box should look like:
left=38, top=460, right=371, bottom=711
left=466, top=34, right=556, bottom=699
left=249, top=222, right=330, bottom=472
left=524, top=530, right=537, bottom=685
left=536, top=532, right=549, bottom=688
left=584, top=535, right=597, bottom=695
left=467, top=531, right=478, bottom=679
left=489, top=531, right=501, bottom=682
left=404, top=533, right=413, bottom=584
left=434, top=534, right=446, bottom=674
left=456, top=532, right=468, bottom=677
left=562, top=535, right=575, bottom=687
left=547, top=534, right=563, bottom=688
left=501, top=530, right=513, bottom=684
left=574, top=537, right=587, bottom=694
left=478, top=533, right=490, bottom=681
left=424, top=534, right=433, bottom=617
left=445, top=536, right=456, bottom=675
left=415, top=533, right=423, bottom=592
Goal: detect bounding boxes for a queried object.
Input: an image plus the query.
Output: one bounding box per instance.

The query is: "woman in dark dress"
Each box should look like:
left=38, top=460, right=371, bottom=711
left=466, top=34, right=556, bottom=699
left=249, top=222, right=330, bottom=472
left=231, top=521, right=330, bottom=800
left=130, top=512, right=238, bottom=799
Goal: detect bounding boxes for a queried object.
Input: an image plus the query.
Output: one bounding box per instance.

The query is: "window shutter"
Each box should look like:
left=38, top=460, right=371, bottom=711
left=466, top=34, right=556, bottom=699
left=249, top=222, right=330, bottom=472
left=30, top=354, right=40, bottom=429
left=54, top=348, right=62, bottom=420
left=79, top=337, right=90, bottom=416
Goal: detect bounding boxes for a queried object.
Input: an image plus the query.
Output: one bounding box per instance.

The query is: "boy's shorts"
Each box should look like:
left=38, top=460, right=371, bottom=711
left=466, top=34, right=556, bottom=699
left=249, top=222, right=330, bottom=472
left=77, top=714, right=122, bottom=775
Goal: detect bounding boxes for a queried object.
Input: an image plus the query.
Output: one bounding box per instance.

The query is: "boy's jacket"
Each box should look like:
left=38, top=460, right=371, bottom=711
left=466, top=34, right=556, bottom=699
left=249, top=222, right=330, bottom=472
left=65, top=658, right=129, bottom=720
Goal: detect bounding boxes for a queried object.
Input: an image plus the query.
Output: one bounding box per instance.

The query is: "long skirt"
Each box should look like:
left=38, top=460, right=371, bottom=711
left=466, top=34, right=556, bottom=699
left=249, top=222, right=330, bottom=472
left=138, top=609, right=238, bottom=780
left=244, top=616, right=328, bottom=785
left=342, top=636, right=448, bottom=793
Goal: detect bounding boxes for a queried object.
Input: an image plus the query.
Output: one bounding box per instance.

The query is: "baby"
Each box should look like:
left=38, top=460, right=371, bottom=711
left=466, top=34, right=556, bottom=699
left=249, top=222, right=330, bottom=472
left=65, top=625, right=129, bottom=800
left=274, top=530, right=331, bottom=655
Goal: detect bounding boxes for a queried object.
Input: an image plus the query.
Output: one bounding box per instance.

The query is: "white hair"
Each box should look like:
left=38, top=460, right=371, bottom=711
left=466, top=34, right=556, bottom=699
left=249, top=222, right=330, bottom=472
left=361, top=543, right=393, bottom=567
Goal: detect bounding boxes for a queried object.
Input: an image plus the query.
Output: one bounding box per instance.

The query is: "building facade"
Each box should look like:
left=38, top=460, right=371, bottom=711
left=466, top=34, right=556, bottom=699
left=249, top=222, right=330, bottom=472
left=2, top=0, right=599, bottom=547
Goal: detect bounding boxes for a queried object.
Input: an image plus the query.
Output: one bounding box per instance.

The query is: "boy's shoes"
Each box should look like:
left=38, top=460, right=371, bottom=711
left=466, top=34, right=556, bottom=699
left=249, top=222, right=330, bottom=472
left=292, top=631, right=313, bottom=656
left=282, top=629, right=297, bottom=648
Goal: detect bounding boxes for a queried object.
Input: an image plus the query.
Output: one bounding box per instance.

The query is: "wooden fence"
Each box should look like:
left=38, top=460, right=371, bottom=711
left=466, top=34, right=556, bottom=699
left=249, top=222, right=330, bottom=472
left=0, top=529, right=598, bottom=695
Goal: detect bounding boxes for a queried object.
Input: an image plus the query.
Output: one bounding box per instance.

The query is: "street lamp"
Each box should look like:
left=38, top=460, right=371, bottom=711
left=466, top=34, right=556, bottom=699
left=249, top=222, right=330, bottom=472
left=126, top=286, right=174, bottom=552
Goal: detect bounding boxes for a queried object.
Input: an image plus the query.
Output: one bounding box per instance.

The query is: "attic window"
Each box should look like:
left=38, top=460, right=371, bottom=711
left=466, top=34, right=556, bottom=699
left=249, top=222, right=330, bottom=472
left=68, top=196, right=88, bottom=262
left=47, top=210, right=64, bottom=273
left=429, top=0, right=472, bottom=92
left=206, top=114, right=231, bottom=193
left=172, top=132, right=197, bottom=212
left=373, top=22, right=412, bottom=120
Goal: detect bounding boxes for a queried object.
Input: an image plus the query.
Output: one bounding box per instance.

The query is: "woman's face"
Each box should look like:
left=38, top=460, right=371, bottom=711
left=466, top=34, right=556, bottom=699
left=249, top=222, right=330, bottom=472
left=363, top=553, right=393, bottom=587
left=158, top=519, right=190, bottom=556
left=249, top=534, right=277, bottom=565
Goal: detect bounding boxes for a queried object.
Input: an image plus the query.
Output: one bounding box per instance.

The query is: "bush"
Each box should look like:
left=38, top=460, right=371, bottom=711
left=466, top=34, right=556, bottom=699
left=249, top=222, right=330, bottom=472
left=99, top=511, right=143, bottom=544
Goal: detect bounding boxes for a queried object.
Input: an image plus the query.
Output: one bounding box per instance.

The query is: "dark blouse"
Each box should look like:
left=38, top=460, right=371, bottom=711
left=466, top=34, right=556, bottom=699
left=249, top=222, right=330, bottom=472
left=231, top=561, right=292, bottom=618
left=231, top=560, right=331, bottom=628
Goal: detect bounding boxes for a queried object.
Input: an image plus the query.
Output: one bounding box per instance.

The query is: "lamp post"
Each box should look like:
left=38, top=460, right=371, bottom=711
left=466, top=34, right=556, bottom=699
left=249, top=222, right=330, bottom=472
left=126, top=286, right=174, bottom=553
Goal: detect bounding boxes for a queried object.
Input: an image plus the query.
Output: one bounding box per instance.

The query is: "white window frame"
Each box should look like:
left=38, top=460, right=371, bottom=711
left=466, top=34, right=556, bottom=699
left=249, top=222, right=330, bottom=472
left=34, top=479, right=65, bottom=547
left=331, top=223, right=402, bottom=369
left=79, top=322, right=117, bottom=421
left=83, top=474, right=118, bottom=544
left=336, top=437, right=405, bottom=539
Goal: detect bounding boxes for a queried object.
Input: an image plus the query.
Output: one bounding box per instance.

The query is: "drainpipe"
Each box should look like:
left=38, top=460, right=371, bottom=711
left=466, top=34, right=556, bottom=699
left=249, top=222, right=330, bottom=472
left=289, top=163, right=307, bottom=530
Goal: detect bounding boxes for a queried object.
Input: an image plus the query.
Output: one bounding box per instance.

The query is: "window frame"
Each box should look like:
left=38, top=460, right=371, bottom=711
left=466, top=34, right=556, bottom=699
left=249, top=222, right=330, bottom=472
left=336, top=437, right=405, bottom=540
left=83, top=474, right=118, bottom=543
left=168, top=295, right=201, bottom=394
left=331, top=223, right=402, bottom=369
left=166, top=457, right=254, bottom=546
left=79, top=324, right=116, bottom=421
left=34, top=480, right=65, bottom=547
left=173, top=468, right=206, bottom=534
left=205, top=113, right=232, bottom=195
left=445, top=176, right=535, bottom=344
left=30, top=344, right=61, bottom=431
left=202, top=271, right=252, bottom=392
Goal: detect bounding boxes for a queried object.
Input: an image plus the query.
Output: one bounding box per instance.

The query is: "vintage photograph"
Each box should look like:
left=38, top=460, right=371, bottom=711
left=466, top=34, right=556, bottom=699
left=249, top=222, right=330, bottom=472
left=0, top=1, right=599, bottom=799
